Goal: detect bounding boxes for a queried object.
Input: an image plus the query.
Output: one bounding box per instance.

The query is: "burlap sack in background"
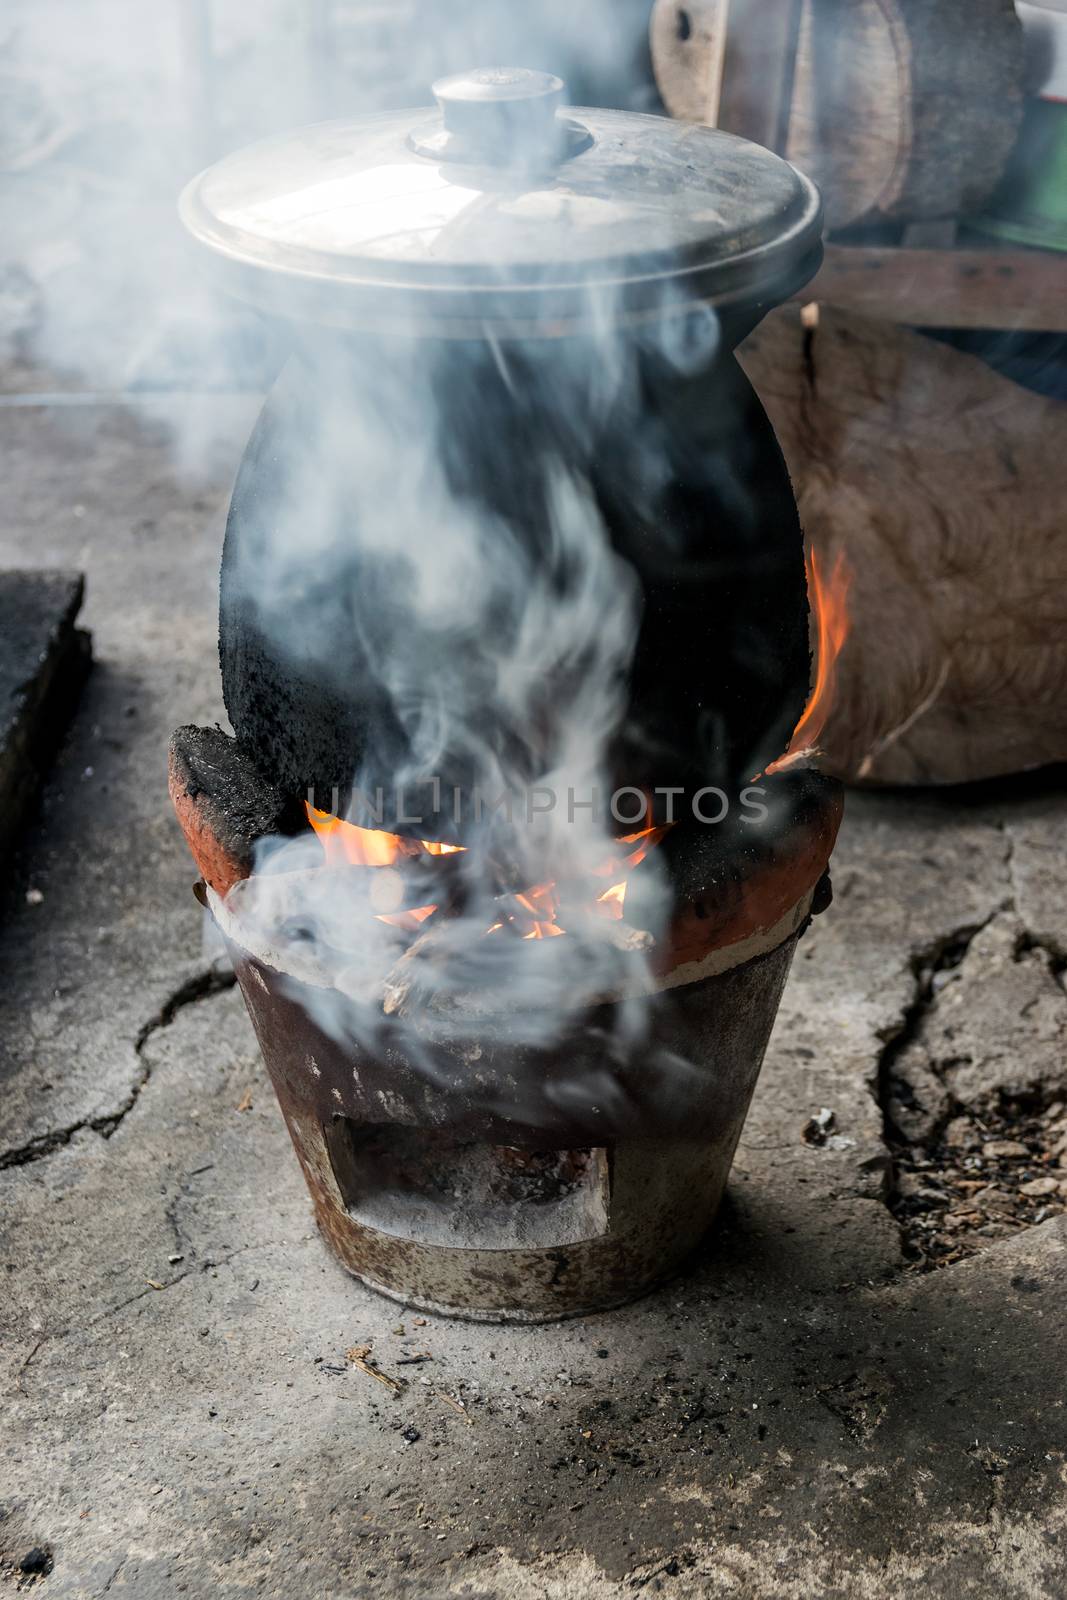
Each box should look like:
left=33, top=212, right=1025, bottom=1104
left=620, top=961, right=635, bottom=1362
left=740, top=307, right=1067, bottom=786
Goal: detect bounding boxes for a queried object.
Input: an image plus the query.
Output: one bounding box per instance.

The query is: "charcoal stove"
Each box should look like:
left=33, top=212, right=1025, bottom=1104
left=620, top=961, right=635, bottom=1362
left=171, top=68, right=842, bottom=1320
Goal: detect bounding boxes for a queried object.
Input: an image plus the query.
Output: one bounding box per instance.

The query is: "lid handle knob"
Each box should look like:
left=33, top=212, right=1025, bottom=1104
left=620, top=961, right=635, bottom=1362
left=432, top=67, right=566, bottom=164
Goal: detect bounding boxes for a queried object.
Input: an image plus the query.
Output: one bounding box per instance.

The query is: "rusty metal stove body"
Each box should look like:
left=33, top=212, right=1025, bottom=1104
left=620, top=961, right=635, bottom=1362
left=171, top=69, right=838, bottom=1319
left=231, top=919, right=806, bottom=1320
left=172, top=728, right=840, bottom=1320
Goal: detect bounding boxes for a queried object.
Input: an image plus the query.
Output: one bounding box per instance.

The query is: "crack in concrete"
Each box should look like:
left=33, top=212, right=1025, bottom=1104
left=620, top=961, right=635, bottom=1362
left=98, top=1556, right=127, bottom=1597
left=84, top=1239, right=295, bottom=1328
left=875, top=914, right=1000, bottom=1153
left=873, top=832, right=1067, bottom=1273
left=16, top=1239, right=303, bottom=1391
left=1002, top=818, right=1067, bottom=977
left=877, top=908, right=1067, bottom=1161
left=869, top=913, right=1008, bottom=1274
left=0, top=965, right=236, bottom=1170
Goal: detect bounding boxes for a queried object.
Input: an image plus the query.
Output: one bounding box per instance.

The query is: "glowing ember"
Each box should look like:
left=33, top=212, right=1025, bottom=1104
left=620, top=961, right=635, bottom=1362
left=304, top=805, right=669, bottom=941
left=375, top=905, right=437, bottom=932
left=513, top=885, right=565, bottom=940
left=768, top=546, right=851, bottom=773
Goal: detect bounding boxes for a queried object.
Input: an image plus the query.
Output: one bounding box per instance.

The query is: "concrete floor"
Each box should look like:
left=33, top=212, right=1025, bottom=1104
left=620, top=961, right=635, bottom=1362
left=1, top=387, right=1066, bottom=1598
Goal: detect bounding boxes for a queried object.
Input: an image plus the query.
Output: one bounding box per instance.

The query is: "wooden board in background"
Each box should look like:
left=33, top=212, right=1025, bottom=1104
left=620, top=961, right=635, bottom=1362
left=651, top=0, right=1025, bottom=230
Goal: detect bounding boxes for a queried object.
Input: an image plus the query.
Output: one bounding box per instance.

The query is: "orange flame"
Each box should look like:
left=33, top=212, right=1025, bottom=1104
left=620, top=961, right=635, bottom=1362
left=305, top=804, right=465, bottom=868
left=768, top=547, right=851, bottom=773
left=304, top=805, right=464, bottom=931
left=596, top=880, right=628, bottom=919
left=615, top=823, right=670, bottom=873
left=515, top=884, right=566, bottom=940
left=304, top=805, right=669, bottom=941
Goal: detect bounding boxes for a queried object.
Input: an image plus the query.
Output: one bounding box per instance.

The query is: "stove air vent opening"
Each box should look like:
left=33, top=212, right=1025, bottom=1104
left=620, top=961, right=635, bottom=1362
left=323, top=1118, right=612, bottom=1250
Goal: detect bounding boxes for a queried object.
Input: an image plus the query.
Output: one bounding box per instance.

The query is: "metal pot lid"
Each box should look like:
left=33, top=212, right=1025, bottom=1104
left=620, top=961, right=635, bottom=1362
left=180, top=67, right=822, bottom=336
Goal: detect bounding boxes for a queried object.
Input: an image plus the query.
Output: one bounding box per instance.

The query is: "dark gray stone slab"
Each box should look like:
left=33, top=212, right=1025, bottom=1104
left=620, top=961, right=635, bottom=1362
left=0, top=568, right=89, bottom=866
left=0, top=393, right=256, bottom=1163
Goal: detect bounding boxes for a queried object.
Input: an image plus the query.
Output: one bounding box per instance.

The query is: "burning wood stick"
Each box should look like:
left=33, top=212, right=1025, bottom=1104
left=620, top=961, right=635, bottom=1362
left=381, top=927, right=456, bottom=1019
left=380, top=908, right=655, bottom=1019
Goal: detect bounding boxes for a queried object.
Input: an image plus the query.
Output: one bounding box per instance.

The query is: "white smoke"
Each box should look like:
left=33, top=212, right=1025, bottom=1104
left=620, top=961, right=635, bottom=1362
left=9, top=3, right=745, bottom=1079
left=2, top=0, right=655, bottom=423
left=213, top=287, right=717, bottom=1064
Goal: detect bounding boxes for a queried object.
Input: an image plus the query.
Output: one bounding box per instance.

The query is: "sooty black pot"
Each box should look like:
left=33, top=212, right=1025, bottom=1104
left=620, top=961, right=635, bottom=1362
left=181, top=67, right=824, bottom=835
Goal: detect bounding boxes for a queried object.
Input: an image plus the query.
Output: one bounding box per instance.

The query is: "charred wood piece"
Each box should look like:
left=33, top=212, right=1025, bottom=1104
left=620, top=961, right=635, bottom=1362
left=168, top=724, right=304, bottom=897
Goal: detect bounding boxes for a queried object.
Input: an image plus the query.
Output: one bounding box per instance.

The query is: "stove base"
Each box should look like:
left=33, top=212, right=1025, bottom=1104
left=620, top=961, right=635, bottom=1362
left=234, top=926, right=803, bottom=1321
left=289, top=1116, right=754, bottom=1324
